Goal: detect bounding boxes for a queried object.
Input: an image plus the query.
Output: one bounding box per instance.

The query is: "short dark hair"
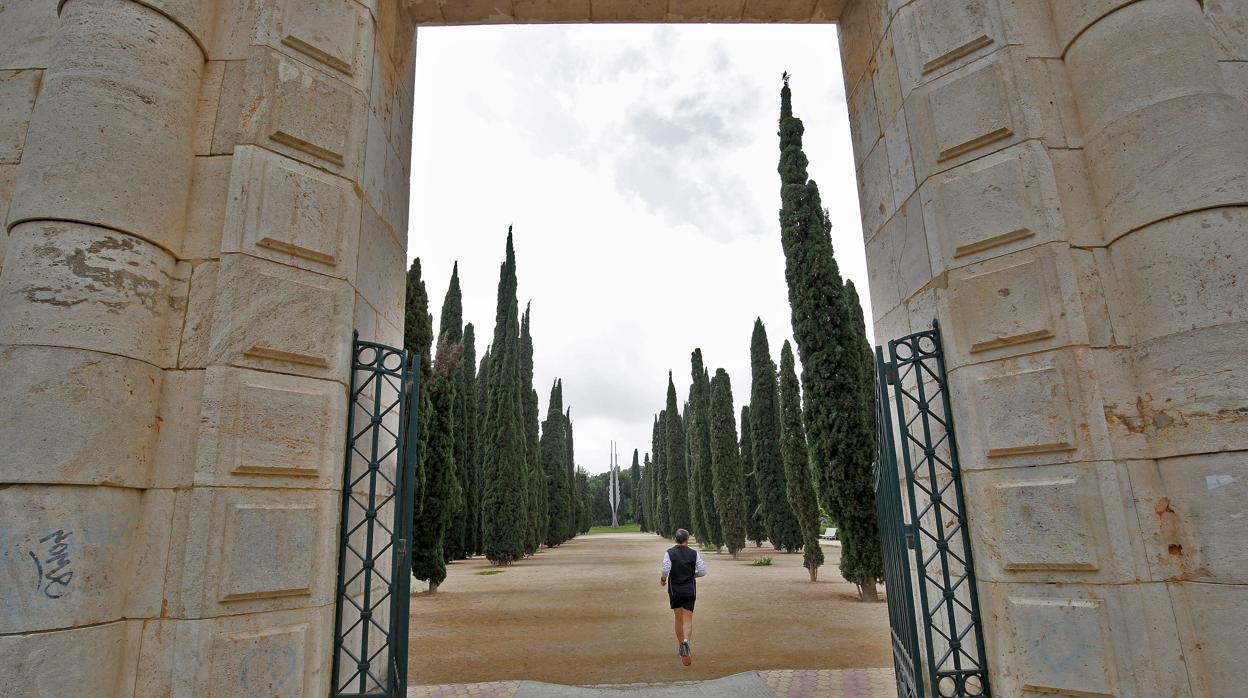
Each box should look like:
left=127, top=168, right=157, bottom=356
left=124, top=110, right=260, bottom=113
left=674, top=529, right=690, bottom=544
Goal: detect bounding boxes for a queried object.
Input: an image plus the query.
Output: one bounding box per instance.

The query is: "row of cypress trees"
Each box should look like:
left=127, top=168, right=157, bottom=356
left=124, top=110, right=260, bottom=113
left=404, top=229, right=591, bottom=593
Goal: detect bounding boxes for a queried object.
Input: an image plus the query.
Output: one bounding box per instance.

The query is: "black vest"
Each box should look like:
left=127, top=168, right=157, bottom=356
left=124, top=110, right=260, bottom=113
left=667, top=545, right=698, bottom=597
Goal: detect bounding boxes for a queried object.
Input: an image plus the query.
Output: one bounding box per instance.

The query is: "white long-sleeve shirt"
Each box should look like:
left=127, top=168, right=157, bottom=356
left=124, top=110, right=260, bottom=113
left=660, top=548, right=708, bottom=579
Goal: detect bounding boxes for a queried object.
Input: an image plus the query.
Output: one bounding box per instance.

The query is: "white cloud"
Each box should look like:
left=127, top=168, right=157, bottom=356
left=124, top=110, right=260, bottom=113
left=410, top=24, right=869, bottom=474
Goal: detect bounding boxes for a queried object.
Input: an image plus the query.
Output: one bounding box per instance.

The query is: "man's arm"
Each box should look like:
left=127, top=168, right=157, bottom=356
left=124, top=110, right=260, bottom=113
left=695, top=551, right=708, bottom=578
left=660, top=551, right=671, bottom=586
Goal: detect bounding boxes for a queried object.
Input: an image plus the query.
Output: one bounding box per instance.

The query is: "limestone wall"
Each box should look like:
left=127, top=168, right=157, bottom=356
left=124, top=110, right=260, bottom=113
left=841, top=0, right=1248, bottom=695
left=0, top=0, right=412, bottom=695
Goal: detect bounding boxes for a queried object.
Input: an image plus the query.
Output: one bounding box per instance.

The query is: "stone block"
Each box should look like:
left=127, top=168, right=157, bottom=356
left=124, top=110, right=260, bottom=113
left=0, top=484, right=142, bottom=633
left=193, top=62, right=227, bottom=157
left=1222, top=60, right=1248, bottom=112
left=153, top=369, right=206, bottom=489
left=668, top=0, right=746, bottom=23
left=855, top=139, right=893, bottom=239
left=164, top=487, right=338, bottom=618
left=178, top=260, right=221, bottom=368
left=255, top=0, right=375, bottom=93
left=965, top=461, right=1143, bottom=584
left=847, top=75, right=882, bottom=164
left=864, top=196, right=930, bottom=312
left=195, top=366, right=347, bottom=490
left=440, top=0, right=520, bottom=23
left=592, top=0, right=667, bottom=21
left=514, top=0, right=592, bottom=22
left=360, top=113, right=410, bottom=242
left=214, top=48, right=367, bottom=180
left=1107, top=208, right=1248, bottom=346
left=206, top=254, right=353, bottom=381
left=952, top=348, right=1111, bottom=470
left=741, top=0, right=821, bottom=23
left=881, top=105, right=914, bottom=210
left=125, top=489, right=178, bottom=619
left=355, top=205, right=406, bottom=328
left=7, top=0, right=201, bottom=251
left=837, top=0, right=883, bottom=90
left=0, top=620, right=140, bottom=697
left=1204, top=0, right=1248, bottom=61
left=223, top=145, right=361, bottom=277
left=945, top=244, right=1087, bottom=364
left=1047, top=146, right=1103, bottom=247
left=0, top=163, right=14, bottom=264
left=1049, top=0, right=1134, bottom=53
left=872, top=30, right=902, bottom=125
left=1171, top=581, right=1248, bottom=697
left=184, top=155, right=232, bottom=260
left=135, top=606, right=333, bottom=697
left=921, top=141, right=1067, bottom=273
left=0, top=68, right=39, bottom=164
left=0, top=345, right=163, bottom=487
left=0, top=0, right=59, bottom=69
left=0, top=221, right=188, bottom=367
left=891, top=0, right=1001, bottom=97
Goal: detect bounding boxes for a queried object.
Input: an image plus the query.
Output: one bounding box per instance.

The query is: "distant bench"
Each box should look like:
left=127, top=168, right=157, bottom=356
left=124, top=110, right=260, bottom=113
left=819, top=527, right=838, bottom=541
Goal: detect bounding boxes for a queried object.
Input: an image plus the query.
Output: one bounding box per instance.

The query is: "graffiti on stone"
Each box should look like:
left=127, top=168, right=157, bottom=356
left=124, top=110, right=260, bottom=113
left=28, top=529, right=73, bottom=599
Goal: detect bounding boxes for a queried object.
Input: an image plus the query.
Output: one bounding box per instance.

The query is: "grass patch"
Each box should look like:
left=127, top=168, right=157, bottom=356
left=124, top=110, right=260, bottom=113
left=476, top=570, right=504, bottom=576
left=752, top=557, right=774, bottom=567
left=587, top=523, right=641, bottom=534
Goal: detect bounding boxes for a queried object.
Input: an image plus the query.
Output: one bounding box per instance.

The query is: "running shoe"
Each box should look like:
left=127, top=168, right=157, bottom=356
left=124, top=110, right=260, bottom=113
left=681, top=641, right=692, bottom=666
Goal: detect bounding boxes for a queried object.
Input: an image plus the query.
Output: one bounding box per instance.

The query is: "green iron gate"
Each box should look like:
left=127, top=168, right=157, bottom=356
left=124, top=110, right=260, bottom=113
left=332, top=334, right=420, bottom=698
left=876, top=321, right=990, bottom=698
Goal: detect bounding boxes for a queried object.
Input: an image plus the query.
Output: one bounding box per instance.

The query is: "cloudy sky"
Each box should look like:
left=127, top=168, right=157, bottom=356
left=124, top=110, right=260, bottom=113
left=409, top=25, right=868, bottom=474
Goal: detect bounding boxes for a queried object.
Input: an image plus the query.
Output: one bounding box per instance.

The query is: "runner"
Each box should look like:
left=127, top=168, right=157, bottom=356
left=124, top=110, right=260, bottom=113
left=659, top=528, right=707, bottom=666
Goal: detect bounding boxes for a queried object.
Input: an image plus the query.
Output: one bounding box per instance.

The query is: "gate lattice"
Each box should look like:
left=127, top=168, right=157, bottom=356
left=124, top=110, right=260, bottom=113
left=331, top=334, right=420, bottom=698
left=875, top=321, right=991, bottom=698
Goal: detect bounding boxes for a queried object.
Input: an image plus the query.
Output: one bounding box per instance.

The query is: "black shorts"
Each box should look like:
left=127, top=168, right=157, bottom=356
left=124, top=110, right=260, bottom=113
left=669, top=594, right=695, bottom=612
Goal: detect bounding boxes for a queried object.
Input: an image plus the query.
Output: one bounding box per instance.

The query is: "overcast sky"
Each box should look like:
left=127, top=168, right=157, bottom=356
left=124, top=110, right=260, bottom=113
left=409, top=25, right=867, bottom=474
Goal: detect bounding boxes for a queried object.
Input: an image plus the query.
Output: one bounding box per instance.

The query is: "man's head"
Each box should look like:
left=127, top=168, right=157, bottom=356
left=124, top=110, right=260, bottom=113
left=674, top=529, right=690, bottom=544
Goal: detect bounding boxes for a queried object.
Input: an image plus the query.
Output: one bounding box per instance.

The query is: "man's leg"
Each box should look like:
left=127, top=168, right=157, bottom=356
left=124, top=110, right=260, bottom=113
left=673, top=609, right=684, bottom=643
left=683, top=611, right=693, bottom=645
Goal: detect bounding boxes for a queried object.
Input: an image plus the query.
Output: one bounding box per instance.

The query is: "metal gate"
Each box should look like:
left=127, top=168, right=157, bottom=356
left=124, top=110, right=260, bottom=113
left=875, top=321, right=990, bottom=698
left=331, top=334, right=420, bottom=698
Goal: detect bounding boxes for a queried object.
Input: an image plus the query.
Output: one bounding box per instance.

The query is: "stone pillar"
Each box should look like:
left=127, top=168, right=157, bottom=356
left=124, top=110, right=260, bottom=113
left=843, top=0, right=1247, bottom=695
left=1, top=1, right=415, bottom=695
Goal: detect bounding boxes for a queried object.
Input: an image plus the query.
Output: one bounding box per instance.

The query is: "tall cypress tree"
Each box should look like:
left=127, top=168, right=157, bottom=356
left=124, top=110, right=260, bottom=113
left=777, top=75, right=881, bottom=598
left=482, top=230, right=528, bottom=565
left=740, top=406, right=766, bottom=547
left=473, top=347, right=491, bottom=556
left=460, top=323, right=479, bottom=557
left=751, top=319, right=804, bottom=553
left=541, top=380, right=569, bottom=547
left=520, top=304, right=543, bottom=556
left=689, top=352, right=722, bottom=551
left=709, top=369, right=746, bottom=557
left=564, top=408, right=576, bottom=540
left=837, top=280, right=882, bottom=589
left=664, top=374, right=691, bottom=533
left=640, top=454, right=652, bottom=532
left=683, top=400, right=704, bottom=543
left=438, top=264, right=468, bottom=561
left=411, top=338, right=462, bottom=592
left=575, top=468, right=591, bottom=534
left=780, top=340, right=824, bottom=581
left=652, top=414, right=669, bottom=537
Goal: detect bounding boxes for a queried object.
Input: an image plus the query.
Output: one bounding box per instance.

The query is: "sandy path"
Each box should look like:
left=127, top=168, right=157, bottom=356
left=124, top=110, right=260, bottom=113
left=407, top=532, right=891, bottom=686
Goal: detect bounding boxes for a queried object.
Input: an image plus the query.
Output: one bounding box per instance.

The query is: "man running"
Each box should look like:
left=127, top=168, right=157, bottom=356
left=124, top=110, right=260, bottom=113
left=660, top=528, right=707, bottom=666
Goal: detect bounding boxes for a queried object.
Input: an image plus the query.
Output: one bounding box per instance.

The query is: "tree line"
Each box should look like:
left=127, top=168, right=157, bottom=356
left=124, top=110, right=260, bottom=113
left=404, top=229, right=592, bottom=593
left=636, top=76, right=882, bottom=598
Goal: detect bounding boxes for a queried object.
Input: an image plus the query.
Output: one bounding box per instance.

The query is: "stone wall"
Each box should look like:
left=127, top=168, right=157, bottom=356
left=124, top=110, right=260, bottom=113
left=0, top=1, right=1244, bottom=696
left=840, top=0, right=1248, bottom=695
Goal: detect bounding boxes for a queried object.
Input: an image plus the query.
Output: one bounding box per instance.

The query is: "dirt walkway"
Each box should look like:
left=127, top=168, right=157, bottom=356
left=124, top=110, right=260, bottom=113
left=407, top=533, right=891, bottom=686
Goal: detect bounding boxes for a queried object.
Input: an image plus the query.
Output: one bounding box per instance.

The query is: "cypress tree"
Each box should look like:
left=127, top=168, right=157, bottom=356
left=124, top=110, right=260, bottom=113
left=777, top=75, right=881, bottom=598
left=541, top=380, right=569, bottom=547
left=709, top=369, right=746, bottom=557
left=411, top=338, right=462, bottom=592
left=751, top=319, right=804, bottom=553
left=664, top=374, right=691, bottom=533
left=575, top=468, right=591, bottom=534
left=473, top=348, right=491, bottom=556
left=482, top=229, right=528, bottom=565
left=404, top=259, right=434, bottom=387
left=461, top=323, right=479, bottom=557
left=683, top=400, right=704, bottom=543
left=438, top=264, right=468, bottom=561
left=689, top=353, right=722, bottom=551
left=781, top=340, right=824, bottom=581
left=629, top=449, right=643, bottom=530
left=740, top=406, right=766, bottom=547
left=640, top=454, right=651, bottom=532
left=837, top=280, right=883, bottom=591
left=652, top=414, right=669, bottom=537
left=520, top=304, right=544, bottom=556
left=564, top=408, right=576, bottom=540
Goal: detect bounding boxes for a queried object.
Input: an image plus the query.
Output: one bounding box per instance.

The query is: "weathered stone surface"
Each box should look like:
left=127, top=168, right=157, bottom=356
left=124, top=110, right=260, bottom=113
left=0, top=68, right=39, bottom=164
left=0, top=221, right=188, bottom=367
left=847, top=75, right=881, bottom=164
left=183, top=155, right=232, bottom=260
left=193, top=61, right=226, bottom=156
left=360, top=112, right=410, bottom=244
left=178, top=260, right=221, bottom=368
left=205, top=253, right=353, bottom=381
left=855, top=139, right=893, bottom=238
left=153, top=368, right=205, bottom=489
left=7, top=0, right=202, bottom=250
left=223, top=145, right=361, bottom=277
left=1204, top=0, right=1248, bottom=61
left=195, top=366, right=347, bottom=490
left=0, top=620, right=140, bottom=697
left=515, top=0, right=592, bottom=22
left=0, top=0, right=59, bottom=69
left=213, top=48, right=367, bottom=179
left=864, top=196, right=930, bottom=312
left=1171, top=581, right=1248, bottom=697
left=163, top=487, right=338, bottom=618
left=139, top=0, right=216, bottom=50
left=1049, top=0, right=1134, bottom=53
left=0, top=485, right=143, bottom=633
left=668, top=0, right=745, bottom=23
left=439, top=0, right=519, bottom=24
left=891, top=0, right=1001, bottom=97
left=592, top=0, right=665, bottom=21
left=0, top=345, right=162, bottom=487
left=355, top=204, right=406, bottom=328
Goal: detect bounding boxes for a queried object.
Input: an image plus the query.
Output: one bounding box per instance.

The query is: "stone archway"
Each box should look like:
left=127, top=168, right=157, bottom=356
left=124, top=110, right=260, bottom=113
left=0, top=1, right=1245, bottom=696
